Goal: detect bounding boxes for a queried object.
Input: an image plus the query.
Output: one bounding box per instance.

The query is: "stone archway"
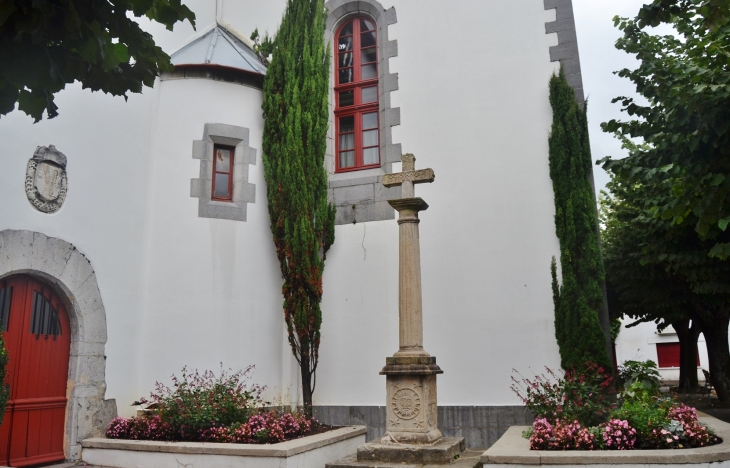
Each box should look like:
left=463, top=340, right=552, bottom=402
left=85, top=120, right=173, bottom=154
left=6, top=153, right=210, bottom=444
left=0, top=230, right=115, bottom=461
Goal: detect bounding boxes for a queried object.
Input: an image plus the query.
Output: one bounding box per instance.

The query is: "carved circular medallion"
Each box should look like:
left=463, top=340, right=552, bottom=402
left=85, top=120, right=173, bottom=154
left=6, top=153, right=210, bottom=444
left=392, top=388, right=421, bottom=420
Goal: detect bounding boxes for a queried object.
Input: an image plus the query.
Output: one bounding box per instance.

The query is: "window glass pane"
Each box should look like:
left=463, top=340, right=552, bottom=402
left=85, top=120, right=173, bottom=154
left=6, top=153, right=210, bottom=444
left=361, top=63, right=377, bottom=80
left=0, top=286, right=12, bottom=332
left=339, top=52, right=353, bottom=68
left=338, top=68, right=353, bottom=84
left=360, top=19, right=375, bottom=32
left=362, top=129, right=379, bottom=147
left=215, top=148, right=231, bottom=173
left=361, top=86, right=377, bottom=103
left=362, top=112, right=378, bottom=130
left=339, top=21, right=353, bottom=37
left=338, top=36, right=353, bottom=52
left=340, top=115, right=355, bottom=133
left=361, top=47, right=377, bottom=64
left=339, top=151, right=355, bottom=168
left=339, top=90, right=354, bottom=107
left=363, top=147, right=379, bottom=165
left=361, top=31, right=376, bottom=48
left=339, top=133, right=355, bottom=151
left=214, top=174, right=230, bottom=198
left=30, top=292, right=61, bottom=337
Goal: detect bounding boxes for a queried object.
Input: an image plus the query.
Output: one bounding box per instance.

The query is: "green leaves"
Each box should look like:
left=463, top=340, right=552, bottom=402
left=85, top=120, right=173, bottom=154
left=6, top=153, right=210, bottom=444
left=601, top=0, right=730, bottom=263
left=549, top=70, right=611, bottom=371
left=261, top=0, right=333, bottom=413
left=0, top=0, right=195, bottom=121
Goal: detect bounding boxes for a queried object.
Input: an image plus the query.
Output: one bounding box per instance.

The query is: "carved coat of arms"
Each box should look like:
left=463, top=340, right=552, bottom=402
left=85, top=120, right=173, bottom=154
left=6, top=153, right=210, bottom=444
left=26, top=145, right=68, bottom=213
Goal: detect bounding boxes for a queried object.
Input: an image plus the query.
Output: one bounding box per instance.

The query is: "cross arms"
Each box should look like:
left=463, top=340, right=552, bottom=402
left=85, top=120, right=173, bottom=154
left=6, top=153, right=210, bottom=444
left=382, top=168, right=435, bottom=188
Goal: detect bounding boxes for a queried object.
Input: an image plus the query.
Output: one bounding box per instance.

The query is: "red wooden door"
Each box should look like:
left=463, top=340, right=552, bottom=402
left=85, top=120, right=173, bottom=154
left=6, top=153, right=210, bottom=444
left=0, top=275, right=70, bottom=467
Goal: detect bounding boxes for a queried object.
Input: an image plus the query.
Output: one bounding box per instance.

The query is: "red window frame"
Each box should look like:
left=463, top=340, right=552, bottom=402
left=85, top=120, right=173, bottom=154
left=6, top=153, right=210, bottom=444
left=212, top=145, right=235, bottom=202
left=335, top=16, right=380, bottom=173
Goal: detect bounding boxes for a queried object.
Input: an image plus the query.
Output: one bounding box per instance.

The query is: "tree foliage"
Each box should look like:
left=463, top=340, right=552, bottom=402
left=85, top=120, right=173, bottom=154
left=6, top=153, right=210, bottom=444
left=599, top=141, right=703, bottom=390
left=0, top=0, right=195, bottom=122
left=601, top=140, right=730, bottom=398
left=601, top=0, right=730, bottom=259
left=261, top=0, right=334, bottom=416
left=549, top=70, right=611, bottom=371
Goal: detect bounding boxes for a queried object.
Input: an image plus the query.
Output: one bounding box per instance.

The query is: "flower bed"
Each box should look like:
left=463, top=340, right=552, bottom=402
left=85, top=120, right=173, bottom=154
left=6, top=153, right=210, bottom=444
left=481, top=414, right=730, bottom=466
left=82, top=425, right=367, bottom=468
left=512, top=361, right=722, bottom=450
left=105, top=365, right=325, bottom=445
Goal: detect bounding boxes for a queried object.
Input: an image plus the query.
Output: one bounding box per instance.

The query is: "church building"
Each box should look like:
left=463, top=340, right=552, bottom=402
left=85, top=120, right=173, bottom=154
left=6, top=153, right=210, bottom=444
left=0, top=0, right=586, bottom=464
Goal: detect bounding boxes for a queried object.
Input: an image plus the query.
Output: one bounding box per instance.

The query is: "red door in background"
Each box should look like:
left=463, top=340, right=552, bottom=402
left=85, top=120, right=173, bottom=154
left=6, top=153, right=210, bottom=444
left=0, top=275, right=70, bottom=467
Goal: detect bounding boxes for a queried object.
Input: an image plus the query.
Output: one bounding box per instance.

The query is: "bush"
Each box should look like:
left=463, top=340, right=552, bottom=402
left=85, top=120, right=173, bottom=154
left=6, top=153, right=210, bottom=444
left=511, top=362, right=614, bottom=427
left=602, top=419, right=637, bottom=450
left=140, top=365, right=265, bottom=437
left=515, top=362, right=722, bottom=450
left=106, top=365, right=321, bottom=444
left=616, top=360, right=661, bottom=394
left=530, top=419, right=598, bottom=450
left=107, top=409, right=316, bottom=444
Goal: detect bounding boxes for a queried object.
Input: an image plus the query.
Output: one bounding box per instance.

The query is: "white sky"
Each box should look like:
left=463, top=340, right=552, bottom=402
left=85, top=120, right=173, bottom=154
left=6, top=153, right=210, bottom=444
left=573, top=0, right=648, bottom=196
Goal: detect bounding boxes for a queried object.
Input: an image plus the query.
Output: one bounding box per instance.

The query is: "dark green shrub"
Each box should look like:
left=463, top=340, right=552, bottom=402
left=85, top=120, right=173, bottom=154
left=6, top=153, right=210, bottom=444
left=140, top=366, right=264, bottom=435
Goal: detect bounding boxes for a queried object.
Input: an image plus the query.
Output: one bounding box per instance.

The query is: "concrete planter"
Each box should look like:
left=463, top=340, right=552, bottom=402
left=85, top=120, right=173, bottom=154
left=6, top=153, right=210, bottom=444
left=81, top=425, right=366, bottom=468
left=482, top=415, right=730, bottom=467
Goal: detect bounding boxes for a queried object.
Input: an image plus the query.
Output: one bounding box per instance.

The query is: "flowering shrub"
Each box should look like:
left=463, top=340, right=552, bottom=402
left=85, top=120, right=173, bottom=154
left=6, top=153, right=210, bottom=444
left=139, top=365, right=265, bottom=437
left=602, top=419, right=637, bottom=450
left=512, top=363, right=614, bottom=427
left=106, top=415, right=174, bottom=441
left=528, top=418, right=553, bottom=449
left=108, top=410, right=318, bottom=445
left=107, top=365, right=323, bottom=445
left=517, top=362, right=722, bottom=451
left=529, top=418, right=598, bottom=450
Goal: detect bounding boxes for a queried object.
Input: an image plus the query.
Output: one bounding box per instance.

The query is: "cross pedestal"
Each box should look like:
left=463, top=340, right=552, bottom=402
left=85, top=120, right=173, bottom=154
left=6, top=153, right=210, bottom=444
left=379, top=154, right=443, bottom=444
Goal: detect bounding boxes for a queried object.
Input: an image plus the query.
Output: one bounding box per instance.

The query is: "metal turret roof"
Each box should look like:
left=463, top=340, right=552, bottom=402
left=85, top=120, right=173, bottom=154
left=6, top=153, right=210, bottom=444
left=170, top=23, right=267, bottom=75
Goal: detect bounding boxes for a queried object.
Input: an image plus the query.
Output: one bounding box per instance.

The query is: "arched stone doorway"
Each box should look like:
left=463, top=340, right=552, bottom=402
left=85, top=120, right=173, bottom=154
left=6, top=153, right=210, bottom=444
left=0, top=275, right=71, bottom=466
left=0, top=230, right=115, bottom=462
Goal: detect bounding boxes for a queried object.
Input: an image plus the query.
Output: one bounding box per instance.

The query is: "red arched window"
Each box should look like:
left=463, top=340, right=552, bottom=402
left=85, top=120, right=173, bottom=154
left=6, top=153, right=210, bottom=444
left=335, top=17, right=379, bottom=172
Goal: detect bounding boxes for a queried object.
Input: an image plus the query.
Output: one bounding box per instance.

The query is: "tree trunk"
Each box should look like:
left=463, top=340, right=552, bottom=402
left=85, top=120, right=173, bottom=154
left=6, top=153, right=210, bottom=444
left=672, top=319, right=701, bottom=392
left=300, top=357, right=314, bottom=418
left=696, top=306, right=730, bottom=402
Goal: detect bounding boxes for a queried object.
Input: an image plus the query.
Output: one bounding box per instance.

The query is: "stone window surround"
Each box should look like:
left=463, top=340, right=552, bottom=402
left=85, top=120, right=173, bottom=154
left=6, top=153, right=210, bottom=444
left=544, top=0, right=585, bottom=103
left=0, top=230, right=115, bottom=462
left=325, top=0, right=403, bottom=225
left=190, top=123, right=257, bottom=222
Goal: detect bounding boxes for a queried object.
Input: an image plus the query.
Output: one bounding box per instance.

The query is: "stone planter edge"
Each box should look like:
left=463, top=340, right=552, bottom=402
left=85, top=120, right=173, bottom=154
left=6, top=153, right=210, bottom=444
left=81, top=425, right=366, bottom=458
left=482, top=416, right=730, bottom=465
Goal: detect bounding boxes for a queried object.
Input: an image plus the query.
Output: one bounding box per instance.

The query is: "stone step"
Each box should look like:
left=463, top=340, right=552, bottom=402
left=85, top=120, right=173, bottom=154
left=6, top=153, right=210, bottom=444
left=356, top=437, right=465, bottom=464
left=326, top=450, right=483, bottom=468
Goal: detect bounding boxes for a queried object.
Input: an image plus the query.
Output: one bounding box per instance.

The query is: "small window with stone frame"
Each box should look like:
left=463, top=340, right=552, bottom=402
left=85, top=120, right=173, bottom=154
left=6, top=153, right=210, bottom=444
left=212, top=145, right=235, bottom=201
left=335, top=16, right=380, bottom=172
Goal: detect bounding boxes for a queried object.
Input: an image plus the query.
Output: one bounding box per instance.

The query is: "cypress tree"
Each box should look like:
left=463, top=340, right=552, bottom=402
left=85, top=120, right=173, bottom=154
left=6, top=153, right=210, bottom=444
left=261, top=0, right=335, bottom=416
left=548, top=70, right=611, bottom=371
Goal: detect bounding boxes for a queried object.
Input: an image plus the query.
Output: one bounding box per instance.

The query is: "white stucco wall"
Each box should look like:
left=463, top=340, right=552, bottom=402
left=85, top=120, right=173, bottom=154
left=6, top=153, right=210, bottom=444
left=135, top=77, right=288, bottom=410
left=0, top=84, right=155, bottom=410
left=0, top=0, right=565, bottom=415
left=614, top=320, right=709, bottom=382
left=317, top=0, right=563, bottom=406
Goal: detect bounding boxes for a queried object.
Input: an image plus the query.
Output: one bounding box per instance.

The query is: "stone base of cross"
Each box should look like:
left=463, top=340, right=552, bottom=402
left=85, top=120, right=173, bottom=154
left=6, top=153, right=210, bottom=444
left=378, top=154, right=443, bottom=444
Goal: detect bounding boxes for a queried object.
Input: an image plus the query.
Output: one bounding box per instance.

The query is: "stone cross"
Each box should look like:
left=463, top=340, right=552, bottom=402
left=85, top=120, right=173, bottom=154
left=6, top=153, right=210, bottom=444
left=378, top=153, right=443, bottom=445
left=382, top=154, right=434, bottom=198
